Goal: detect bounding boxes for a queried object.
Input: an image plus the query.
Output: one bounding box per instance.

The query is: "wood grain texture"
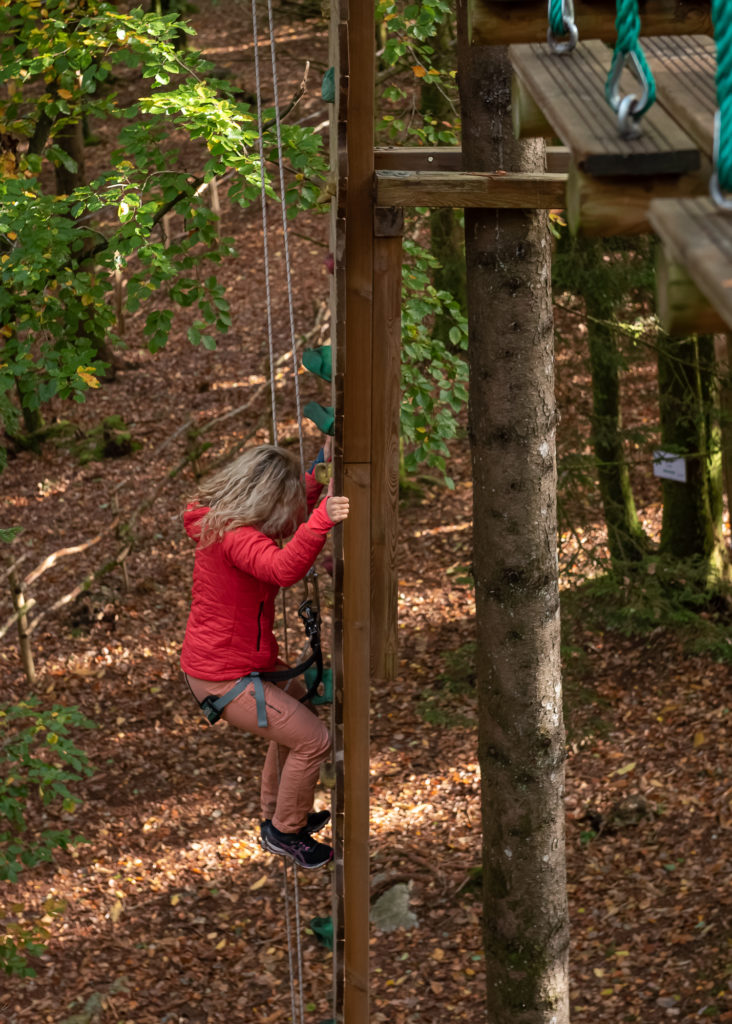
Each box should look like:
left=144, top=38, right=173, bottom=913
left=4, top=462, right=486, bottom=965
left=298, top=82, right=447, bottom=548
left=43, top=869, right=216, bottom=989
left=655, top=246, right=728, bottom=335
left=374, top=144, right=571, bottom=173
left=645, top=34, right=716, bottom=155
left=649, top=197, right=732, bottom=332
left=566, top=160, right=710, bottom=236
left=510, top=39, right=701, bottom=176
left=470, top=0, right=711, bottom=46
left=375, top=169, right=567, bottom=208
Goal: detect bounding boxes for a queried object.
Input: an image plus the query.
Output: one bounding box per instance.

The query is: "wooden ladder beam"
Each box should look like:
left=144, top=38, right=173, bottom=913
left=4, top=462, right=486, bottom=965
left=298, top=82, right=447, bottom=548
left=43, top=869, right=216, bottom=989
left=649, top=196, right=732, bottom=334
left=510, top=39, right=701, bottom=176
left=374, top=169, right=567, bottom=209
left=374, top=145, right=571, bottom=174
left=469, top=0, right=711, bottom=46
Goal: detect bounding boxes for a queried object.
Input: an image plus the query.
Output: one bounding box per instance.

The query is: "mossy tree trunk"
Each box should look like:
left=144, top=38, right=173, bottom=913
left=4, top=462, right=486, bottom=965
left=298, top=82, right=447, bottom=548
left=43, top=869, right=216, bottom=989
left=581, top=254, right=647, bottom=565
left=657, top=332, right=727, bottom=578
left=457, top=12, right=570, bottom=1023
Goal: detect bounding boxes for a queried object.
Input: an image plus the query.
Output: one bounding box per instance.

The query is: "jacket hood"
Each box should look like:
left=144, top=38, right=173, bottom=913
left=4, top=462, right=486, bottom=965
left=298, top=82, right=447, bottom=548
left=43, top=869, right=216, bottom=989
left=184, top=504, right=208, bottom=541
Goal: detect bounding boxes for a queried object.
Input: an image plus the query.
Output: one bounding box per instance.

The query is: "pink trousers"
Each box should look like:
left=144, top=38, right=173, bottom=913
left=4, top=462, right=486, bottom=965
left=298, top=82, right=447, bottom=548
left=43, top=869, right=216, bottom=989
left=185, top=671, right=330, bottom=834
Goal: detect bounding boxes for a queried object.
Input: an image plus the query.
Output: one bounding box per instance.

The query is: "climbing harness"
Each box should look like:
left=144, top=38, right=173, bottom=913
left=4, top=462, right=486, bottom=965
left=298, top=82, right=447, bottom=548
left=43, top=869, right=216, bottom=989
left=604, top=0, right=656, bottom=138
left=711, top=0, right=732, bottom=209
left=547, top=0, right=578, bottom=55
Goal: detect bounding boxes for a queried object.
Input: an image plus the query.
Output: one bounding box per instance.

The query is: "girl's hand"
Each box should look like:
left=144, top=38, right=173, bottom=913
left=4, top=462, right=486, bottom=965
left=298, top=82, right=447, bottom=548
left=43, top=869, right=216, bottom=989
left=325, top=479, right=349, bottom=523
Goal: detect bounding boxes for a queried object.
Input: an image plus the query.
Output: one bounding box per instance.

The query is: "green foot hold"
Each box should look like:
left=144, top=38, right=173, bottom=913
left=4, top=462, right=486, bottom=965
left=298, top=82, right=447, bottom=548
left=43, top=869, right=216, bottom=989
left=310, top=915, right=333, bottom=950
left=305, top=667, right=333, bottom=706
left=304, top=401, right=334, bottom=436
left=303, top=345, right=332, bottom=382
left=321, top=66, right=335, bottom=103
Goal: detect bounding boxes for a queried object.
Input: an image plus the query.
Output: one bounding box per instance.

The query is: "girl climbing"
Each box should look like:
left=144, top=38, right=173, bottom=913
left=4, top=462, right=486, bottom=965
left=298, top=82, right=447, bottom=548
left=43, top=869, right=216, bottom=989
left=180, top=443, right=349, bottom=870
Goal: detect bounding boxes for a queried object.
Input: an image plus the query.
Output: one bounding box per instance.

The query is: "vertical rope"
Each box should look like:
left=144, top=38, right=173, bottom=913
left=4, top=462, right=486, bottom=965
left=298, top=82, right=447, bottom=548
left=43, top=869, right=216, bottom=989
left=712, top=0, right=732, bottom=193
left=292, top=866, right=306, bottom=1024
left=281, top=861, right=299, bottom=1024
left=605, top=0, right=656, bottom=117
left=264, top=0, right=306, bottom=483
left=251, top=0, right=279, bottom=444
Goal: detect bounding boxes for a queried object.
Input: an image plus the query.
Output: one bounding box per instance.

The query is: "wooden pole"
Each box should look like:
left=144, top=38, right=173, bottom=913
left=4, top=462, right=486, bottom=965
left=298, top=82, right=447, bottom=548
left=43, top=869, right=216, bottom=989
left=331, top=0, right=375, bottom=1020
left=371, top=207, right=403, bottom=685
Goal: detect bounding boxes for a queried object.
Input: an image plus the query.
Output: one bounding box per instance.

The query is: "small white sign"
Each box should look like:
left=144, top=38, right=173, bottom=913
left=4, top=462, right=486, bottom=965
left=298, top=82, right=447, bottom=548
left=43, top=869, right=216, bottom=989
left=653, top=449, right=687, bottom=483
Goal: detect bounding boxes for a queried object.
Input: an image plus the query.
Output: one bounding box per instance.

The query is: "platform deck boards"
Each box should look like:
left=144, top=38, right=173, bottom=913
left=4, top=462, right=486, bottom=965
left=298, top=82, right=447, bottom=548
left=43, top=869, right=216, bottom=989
left=509, top=38, right=700, bottom=176
left=645, top=34, right=716, bottom=156
left=649, top=197, right=732, bottom=331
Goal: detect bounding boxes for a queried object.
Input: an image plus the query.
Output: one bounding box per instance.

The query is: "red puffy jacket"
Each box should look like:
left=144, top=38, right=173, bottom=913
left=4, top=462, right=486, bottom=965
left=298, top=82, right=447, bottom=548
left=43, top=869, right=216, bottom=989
left=180, top=483, right=334, bottom=680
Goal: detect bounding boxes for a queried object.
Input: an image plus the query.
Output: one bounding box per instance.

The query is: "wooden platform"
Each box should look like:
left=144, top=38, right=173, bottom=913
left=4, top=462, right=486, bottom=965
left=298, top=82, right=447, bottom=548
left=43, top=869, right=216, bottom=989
left=510, top=39, right=701, bottom=176
left=470, top=0, right=712, bottom=46
left=649, top=197, right=732, bottom=332
left=645, top=34, right=716, bottom=155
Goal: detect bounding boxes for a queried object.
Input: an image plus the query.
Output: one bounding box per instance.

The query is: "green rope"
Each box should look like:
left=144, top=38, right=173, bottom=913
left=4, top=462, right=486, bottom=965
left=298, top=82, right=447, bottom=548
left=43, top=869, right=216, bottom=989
left=712, top=0, right=732, bottom=192
left=605, top=0, right=656, bottom=117
left=548, top=0, right=567, bottom=39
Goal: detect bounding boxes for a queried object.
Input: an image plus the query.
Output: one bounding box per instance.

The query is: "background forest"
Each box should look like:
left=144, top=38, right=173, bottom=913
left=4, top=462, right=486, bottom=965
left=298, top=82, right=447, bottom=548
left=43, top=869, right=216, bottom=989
left=0, top=2, right=730, bottom=1023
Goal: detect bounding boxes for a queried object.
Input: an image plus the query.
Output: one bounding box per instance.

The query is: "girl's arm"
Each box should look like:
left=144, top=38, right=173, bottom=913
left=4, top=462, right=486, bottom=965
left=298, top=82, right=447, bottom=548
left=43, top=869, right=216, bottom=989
left=226, top=495, right=347, bottom=587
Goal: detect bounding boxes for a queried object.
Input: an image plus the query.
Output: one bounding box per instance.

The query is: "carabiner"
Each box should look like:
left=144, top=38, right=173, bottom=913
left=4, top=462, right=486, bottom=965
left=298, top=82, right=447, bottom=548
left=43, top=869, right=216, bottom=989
left=547, top=0, right=578, bottom=55
left=606, top=49, right=651, bottom=139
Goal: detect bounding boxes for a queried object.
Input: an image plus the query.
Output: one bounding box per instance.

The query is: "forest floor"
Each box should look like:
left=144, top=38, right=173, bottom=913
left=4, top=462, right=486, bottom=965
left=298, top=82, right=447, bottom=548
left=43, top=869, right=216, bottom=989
left=1, top=6, right=731, bottom=1024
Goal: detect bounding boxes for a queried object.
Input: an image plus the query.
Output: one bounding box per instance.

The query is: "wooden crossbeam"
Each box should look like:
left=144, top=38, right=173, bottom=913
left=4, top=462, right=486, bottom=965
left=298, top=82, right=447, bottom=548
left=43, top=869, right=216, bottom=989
left=469, top=0, right=711, bottom=46
left=374, top=145, right=571, bottom=174
left=649, top=197, right=732, bottom=334
left=510, top=39, right=701, bottom=176
left=375, top=169, right=567, bottom=209
left=645, top=34, right=716, bottom=156
left=566, top=159, right=710, bottom=236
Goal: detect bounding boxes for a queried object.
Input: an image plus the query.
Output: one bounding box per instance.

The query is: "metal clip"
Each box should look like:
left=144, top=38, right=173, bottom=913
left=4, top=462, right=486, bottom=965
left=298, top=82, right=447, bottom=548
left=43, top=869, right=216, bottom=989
left=547, top=0, right=578, bottom=55
left=606, top=49, right=651, bottom=139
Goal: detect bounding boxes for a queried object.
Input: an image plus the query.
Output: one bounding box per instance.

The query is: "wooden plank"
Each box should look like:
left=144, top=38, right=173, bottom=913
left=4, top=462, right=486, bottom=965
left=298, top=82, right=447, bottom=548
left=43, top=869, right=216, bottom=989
left=371, top=229, right=402, bottom=685
left=655, top=246, right=728, bottom=335
left=340, top=0, right=373, bottom=1020
left=648, top=197, right=732, bottom=333
left=375, top=169, right=567, bottom=208
left=645, top=34, right=716, bottom=156
left=566, top=159, right=710, bottom=236
left=510, top=39, right=701, bottom=176
left=470, top=0, right=711, bottom=46
left=374, top=144, right=571, bottom=174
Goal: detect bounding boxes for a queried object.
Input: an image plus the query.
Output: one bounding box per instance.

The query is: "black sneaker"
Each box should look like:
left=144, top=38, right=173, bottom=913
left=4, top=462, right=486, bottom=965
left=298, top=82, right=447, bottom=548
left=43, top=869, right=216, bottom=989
left=260, top=821, right=333, bottom=870
left=260, top=809, right=331, bottom=840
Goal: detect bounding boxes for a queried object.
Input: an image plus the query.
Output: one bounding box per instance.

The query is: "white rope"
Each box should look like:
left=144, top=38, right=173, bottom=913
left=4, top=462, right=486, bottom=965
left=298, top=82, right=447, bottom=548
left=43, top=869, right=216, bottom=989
left=281, top=860, right=299, bottom=1024
left=250, top=0, right=279, bottom=444
left=291, top=865, right=306, bottom=1024
left=264, top=0, right=306, bottom=482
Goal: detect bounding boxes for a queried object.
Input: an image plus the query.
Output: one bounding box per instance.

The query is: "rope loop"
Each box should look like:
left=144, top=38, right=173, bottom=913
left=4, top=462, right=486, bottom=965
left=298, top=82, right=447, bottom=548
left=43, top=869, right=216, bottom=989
left=711, top=0, right=732, bottom=206
left=547, top=0, right=578, bottom=55
left=604, top=0, right=656, bottom=136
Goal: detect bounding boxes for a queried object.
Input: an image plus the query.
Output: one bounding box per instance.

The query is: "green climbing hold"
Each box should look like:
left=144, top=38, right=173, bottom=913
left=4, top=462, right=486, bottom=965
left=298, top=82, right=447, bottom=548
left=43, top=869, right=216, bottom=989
left=303, top=346, right=332, bottom=383
left=305, top=666, right=333, bottom=706
left=321, top=66, right=335, bottom=103
left=310, top=915, right=333, bottom=950
left=304, top=401, right=334, bottom=436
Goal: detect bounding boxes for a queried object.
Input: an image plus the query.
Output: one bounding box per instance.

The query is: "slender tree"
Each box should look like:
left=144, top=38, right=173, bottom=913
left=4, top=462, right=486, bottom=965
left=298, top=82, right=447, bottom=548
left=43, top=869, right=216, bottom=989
left=457, top=9, right=569, bottom=1023
left=657, top=332, right=727, bottom=579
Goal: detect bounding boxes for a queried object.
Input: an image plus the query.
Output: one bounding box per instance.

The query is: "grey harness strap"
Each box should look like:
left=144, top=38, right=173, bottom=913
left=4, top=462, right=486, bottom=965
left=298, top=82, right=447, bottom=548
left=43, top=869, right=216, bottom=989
left=191, top=672, right=269, bottom=728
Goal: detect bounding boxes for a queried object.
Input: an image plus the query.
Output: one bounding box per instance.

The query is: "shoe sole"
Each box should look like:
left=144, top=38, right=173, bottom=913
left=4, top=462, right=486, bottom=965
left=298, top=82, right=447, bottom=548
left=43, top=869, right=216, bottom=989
left=260, top=834, right=333, bottom=870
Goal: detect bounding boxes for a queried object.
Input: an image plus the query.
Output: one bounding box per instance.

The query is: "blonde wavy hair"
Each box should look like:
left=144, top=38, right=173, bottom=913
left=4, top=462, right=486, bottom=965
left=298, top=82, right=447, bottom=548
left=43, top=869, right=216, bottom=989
left=192, top=445, right=306, bottom=546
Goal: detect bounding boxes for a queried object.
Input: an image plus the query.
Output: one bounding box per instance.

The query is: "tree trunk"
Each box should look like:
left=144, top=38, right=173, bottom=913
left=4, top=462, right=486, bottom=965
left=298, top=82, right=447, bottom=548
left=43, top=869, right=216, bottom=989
left=457, top=11, right=569, bottom=1024
left=54, top=117, right=85, bottom=195
left=657, top=333, right=727, bottom=577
